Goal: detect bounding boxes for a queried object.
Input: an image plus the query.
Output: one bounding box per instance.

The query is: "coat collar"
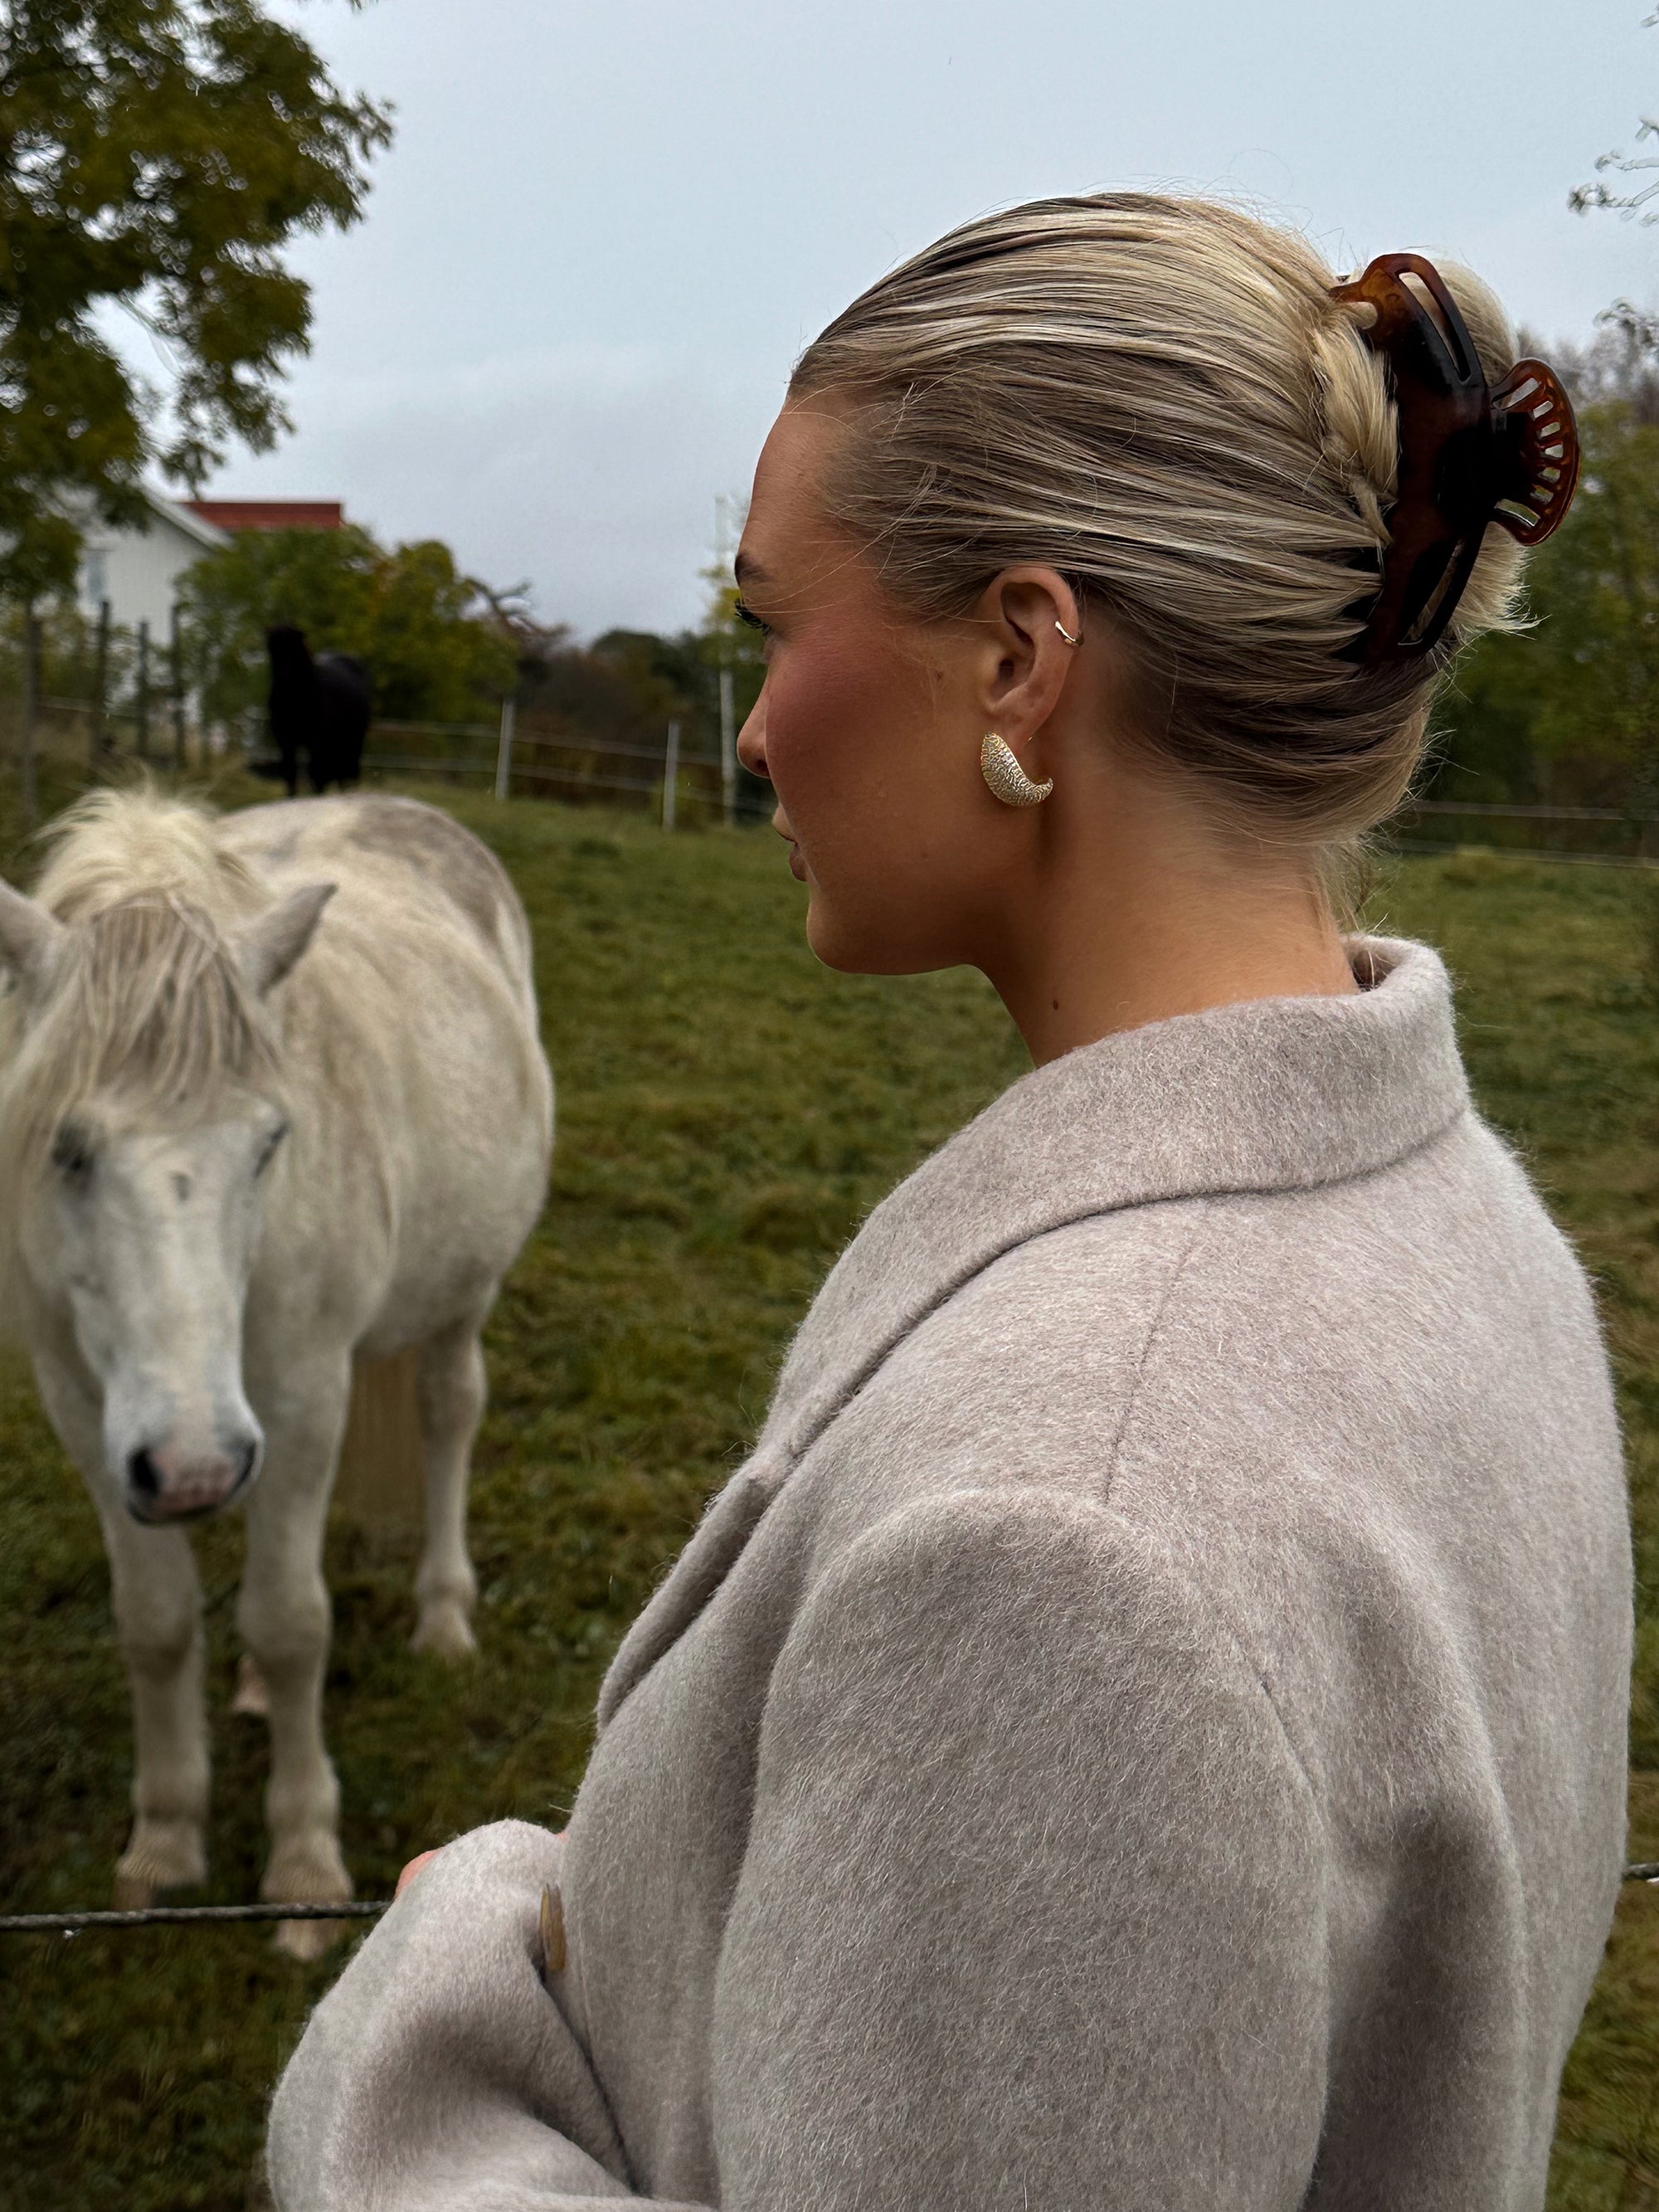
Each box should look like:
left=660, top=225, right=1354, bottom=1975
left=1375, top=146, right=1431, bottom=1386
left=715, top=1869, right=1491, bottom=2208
left=597, top=937, right=1470, bottom=1729
left=759, top=935, right=1469, bottom=1466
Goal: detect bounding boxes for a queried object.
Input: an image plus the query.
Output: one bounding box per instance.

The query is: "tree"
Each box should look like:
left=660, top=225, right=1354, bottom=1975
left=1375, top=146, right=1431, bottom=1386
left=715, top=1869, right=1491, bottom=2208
left=1516, top=308, right=1659, bottom=426
left=1524, top=401, right=1659, bottom=789
left=179, top=524, right=518, bottom=726
left=588, top=609, right=765, bottom=738
left=589, top=589, right=771, bottom=817
left=1571, top=9, right=1659, bottom=219
left=0, top=0, right=392, bottom=603
left=1432, top=343, right=1659, bottom=810
left=361, top=538, right=517, bottom=721
left=504, top=562, right=774, bottom=824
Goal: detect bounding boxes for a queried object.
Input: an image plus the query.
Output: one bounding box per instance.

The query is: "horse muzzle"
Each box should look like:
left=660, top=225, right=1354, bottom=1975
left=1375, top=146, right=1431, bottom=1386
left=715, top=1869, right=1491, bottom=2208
left=124, top=1436, right=262, bottom=1524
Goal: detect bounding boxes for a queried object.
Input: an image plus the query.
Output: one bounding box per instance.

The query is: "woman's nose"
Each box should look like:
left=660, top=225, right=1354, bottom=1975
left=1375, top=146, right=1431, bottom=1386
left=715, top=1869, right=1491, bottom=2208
left=737, top=694, right=771, bottom=782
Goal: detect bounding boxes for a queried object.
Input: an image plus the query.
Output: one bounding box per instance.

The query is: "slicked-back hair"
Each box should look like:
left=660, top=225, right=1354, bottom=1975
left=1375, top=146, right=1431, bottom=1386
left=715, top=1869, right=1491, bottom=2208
left=791, top=193, right=1526, bottom=855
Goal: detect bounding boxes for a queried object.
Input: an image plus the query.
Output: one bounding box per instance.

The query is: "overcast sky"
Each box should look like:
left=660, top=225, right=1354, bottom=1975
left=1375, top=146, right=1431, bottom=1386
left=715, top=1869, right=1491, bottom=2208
left=174, top=0, right=1659, bottom=637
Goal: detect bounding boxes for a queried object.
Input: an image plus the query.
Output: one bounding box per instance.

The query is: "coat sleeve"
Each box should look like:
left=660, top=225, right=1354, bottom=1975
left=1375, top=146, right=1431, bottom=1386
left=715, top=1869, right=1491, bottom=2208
left=264, top=1821, right=709, bottom=2212
left=707, top=1488, right=1331, bottom=2208
left=270, top=1488, right=1329, bottom=2210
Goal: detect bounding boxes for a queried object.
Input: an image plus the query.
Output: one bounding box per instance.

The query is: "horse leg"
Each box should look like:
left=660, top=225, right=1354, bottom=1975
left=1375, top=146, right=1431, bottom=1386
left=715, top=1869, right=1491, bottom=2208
left=106, top=1516, right=210, bottom=1904
left=237, top=1359, right=353, bottom=1958
left=232, top=1652, right=270, bottom=1716
left=30, top=1347, right=209, bottom=1904
left=411, top=1308, right=489, bottom=1657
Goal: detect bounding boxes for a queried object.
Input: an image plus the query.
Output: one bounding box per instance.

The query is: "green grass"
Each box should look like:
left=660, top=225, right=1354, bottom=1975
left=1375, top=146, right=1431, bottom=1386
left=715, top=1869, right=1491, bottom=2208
left=0, top=781, right=1652, bottom=2207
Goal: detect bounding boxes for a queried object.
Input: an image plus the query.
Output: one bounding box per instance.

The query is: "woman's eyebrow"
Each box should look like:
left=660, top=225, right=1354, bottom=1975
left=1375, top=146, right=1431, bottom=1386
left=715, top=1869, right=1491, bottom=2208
left=734, top=551, right=770, bottom=587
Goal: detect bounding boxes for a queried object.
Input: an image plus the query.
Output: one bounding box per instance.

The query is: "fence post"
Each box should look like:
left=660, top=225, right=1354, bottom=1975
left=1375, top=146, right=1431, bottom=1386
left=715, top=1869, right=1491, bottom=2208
left=20, top=601, right=39, bottom=830
left=168, top=604, right=186, bottom=771
left=718, top=668, right=736, bottom=827
left=135, top=619, right=150, bottom=761
left=91, top=598, right=110, bottom=776
left=662, top=719, right=680, bottom=831
left=494, top=695, right=516, bottom=801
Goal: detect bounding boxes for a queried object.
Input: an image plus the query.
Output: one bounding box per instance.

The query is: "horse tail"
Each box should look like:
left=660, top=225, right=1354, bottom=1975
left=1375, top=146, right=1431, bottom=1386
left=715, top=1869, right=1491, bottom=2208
left=333, top=1349, right=424, bottom=1525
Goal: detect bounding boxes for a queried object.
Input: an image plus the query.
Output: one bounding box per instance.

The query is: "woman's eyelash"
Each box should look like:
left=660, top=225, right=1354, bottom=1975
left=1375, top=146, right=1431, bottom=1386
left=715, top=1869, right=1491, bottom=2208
left=734, top=598, right=771, bottom=635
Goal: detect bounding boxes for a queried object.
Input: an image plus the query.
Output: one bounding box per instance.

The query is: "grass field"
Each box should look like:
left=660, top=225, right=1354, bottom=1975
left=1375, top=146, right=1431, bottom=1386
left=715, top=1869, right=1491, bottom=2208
left=0, top=774, right=1653, bottom=2208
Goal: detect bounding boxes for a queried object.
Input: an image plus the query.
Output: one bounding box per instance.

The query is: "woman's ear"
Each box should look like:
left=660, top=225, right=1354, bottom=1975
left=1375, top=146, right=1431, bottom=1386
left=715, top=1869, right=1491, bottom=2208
left=972, top=568, right=1084, bottom=740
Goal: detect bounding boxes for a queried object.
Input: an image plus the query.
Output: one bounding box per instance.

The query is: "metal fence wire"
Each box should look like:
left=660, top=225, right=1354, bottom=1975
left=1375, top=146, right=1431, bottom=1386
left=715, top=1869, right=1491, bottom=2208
left=2, top=1865, right=1656, bottom=1937
left=356, top=705, right=771, bottom=826
left=1, top=674, right=1656, bottom=852
left=0, top=689, right=777, bottom=831
left=0, top=1901, right=390, bottom=1933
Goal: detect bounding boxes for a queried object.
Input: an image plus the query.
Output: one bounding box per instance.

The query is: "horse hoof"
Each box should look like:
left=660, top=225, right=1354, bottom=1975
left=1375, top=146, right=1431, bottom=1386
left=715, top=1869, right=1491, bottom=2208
left=274, top=1914, right=351, bottom=1962
left=262, top=1830, right=352, bottom=1959
left=411, top=1603, right=476, bottom=1659
left=115, top=1818, right=207, bottom=1902
left=265, top=1856, right=353, bottom=1961
left=231, top=1654, right=270, bottom=1717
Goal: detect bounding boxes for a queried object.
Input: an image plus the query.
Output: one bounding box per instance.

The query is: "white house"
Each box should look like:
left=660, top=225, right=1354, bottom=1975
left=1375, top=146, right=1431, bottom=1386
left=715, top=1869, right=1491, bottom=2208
left=75, top=490, right=229, bottom=638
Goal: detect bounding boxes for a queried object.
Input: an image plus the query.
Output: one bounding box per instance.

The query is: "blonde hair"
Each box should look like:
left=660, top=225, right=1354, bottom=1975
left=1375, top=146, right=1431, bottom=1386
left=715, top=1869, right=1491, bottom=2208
left=791, top=193, right=1526, bottom=850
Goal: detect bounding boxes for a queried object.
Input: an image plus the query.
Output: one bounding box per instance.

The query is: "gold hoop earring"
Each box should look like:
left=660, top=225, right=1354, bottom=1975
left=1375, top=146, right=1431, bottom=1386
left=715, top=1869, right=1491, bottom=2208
left=980, top=733, right=1053, bottom=807
left=1054, top=618, right=1082, bottom=647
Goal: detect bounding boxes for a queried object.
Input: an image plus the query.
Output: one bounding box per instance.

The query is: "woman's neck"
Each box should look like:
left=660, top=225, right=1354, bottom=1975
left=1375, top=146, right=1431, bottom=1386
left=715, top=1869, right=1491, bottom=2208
left=978, top=787, right=1358, bottom=1069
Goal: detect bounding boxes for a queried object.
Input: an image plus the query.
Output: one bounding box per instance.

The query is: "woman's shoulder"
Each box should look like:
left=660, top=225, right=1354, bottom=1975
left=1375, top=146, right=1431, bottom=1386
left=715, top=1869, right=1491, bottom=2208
left=789, top=1108, right=1622, bottom=1640
left=839, top=1104, right=1604, bottom=1453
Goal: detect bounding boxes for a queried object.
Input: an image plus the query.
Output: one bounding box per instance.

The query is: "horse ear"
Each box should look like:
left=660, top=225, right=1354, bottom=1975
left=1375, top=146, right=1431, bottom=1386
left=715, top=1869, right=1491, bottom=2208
left=236, top=883, right=337, bottom=996
left=0, top=879, right=66, bottom=1000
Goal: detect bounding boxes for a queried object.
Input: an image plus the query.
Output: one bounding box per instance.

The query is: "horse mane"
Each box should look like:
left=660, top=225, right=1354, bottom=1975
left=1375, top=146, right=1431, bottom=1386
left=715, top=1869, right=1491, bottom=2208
left=32, top=784, right=259, bottom=926
left=0, top=791, right=285, bottom=1192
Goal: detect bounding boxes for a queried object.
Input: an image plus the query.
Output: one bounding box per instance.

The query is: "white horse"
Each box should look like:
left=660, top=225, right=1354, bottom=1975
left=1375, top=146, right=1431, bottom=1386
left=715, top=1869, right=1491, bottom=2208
left=0, top=789, right=552, bottom=1954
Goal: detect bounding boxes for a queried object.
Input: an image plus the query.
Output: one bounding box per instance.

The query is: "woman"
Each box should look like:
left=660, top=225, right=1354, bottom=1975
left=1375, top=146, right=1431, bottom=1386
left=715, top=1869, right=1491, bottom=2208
left=268, top=196, right=1632, bottom=2210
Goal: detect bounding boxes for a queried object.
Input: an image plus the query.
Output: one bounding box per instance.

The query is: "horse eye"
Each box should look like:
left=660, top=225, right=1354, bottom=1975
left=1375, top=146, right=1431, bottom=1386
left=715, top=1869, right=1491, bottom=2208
left=255, top=1120, right=289, bottom=1174
left=51, top=1121, right=95, bottom=1180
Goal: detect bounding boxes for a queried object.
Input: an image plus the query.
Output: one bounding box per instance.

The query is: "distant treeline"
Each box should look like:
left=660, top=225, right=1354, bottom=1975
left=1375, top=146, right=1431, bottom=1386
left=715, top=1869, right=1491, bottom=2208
left=10, top=310, right=1652, bottom=830
left=1429, top=311, right=1659, bottom=813
left=175, top=525, right=769, bottom=798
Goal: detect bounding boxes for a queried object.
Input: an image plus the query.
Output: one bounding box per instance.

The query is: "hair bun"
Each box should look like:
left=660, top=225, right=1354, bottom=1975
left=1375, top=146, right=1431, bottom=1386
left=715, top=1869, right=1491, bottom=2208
left=1330, top=254, right=1581, bottom=666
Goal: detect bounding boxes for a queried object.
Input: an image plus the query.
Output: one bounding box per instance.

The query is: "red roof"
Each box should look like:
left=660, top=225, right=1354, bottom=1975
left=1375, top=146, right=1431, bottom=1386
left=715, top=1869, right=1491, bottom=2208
left=183, top=499, right=345, bottom=533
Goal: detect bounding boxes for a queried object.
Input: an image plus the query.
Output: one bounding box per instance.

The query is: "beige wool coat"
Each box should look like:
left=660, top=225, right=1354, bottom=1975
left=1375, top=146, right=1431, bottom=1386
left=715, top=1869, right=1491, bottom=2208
left=268, top=937, right=1632, bottom=2212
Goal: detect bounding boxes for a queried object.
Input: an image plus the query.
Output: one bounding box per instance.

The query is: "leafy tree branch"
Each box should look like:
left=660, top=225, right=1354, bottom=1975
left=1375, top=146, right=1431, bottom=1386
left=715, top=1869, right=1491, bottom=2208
left=0, top=0, right=392, bottom=602
left=1570, top=9, right=1659, bottom=219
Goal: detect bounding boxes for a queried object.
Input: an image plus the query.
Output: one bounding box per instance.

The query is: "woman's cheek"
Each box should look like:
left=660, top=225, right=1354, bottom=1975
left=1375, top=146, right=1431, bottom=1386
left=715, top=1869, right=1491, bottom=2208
left=764, top=637, right=913, bottom=826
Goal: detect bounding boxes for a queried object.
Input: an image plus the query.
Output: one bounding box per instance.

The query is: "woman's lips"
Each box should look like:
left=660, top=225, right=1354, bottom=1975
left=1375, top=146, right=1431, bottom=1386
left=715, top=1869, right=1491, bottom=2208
left=773, top=810, right=807, bottom=883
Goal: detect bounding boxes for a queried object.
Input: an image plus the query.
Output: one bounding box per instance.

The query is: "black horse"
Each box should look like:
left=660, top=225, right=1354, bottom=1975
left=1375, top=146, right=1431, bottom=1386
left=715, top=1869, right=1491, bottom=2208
left=266, top=626, right=372, bottom=797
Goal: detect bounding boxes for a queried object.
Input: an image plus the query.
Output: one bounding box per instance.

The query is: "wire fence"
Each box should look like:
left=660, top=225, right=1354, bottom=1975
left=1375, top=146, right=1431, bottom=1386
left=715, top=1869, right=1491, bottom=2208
left=1, top=679, right=1657, bottom=856
left=354, top=707, right=769, bottom=826
left=0, top=690, right=771, bottom=831
left=1389, top=797, right=1659, bottom=868
left=3, top=1863, right=1656, bottom=1938
left=0, top=1901, right=390, bottom=1933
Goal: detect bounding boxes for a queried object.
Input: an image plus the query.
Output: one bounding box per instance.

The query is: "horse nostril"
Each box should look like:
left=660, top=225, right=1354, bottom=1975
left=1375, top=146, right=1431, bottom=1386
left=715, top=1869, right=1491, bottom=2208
left=234, top=1439, right=258, bottom=1488
left=127, top=1448, right=160, bottom=1501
